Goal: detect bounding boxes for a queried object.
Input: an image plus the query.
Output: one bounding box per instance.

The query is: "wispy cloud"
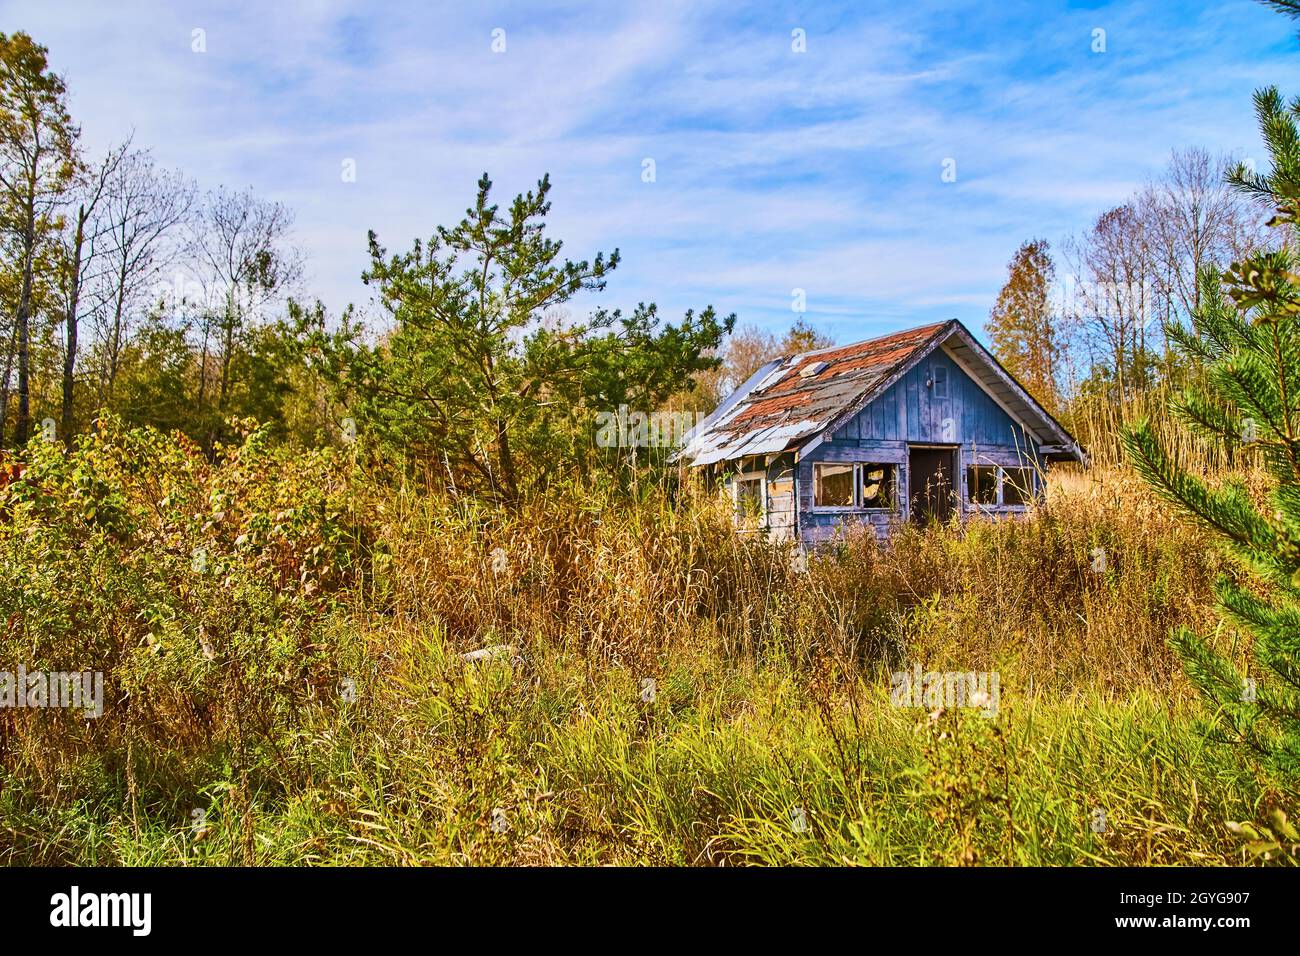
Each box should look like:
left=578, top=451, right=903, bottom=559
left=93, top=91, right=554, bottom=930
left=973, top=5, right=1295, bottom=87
left=8, top=0, right=1300, bottom=342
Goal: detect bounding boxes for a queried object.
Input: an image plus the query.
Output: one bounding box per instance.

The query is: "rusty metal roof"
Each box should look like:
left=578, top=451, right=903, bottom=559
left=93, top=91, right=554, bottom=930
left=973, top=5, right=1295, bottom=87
left=678, top=318, right=1086, bottom=466
left=678, top=321, right=950, bottom=466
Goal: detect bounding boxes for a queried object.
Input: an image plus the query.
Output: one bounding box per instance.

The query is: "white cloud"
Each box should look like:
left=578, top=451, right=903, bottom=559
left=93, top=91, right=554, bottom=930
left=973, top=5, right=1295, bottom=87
left=8, top=0, right=1300, bottom=343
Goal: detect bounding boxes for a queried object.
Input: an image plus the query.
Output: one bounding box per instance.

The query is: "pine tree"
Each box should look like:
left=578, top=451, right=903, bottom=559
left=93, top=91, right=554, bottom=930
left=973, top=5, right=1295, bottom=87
left=1122, top=85, right=1300, bottom=776
left=319, top=173, right=731, bottom=502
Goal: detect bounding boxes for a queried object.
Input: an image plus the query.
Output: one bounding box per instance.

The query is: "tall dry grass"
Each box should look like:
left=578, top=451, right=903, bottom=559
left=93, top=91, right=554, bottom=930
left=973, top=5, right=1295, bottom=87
left=374, top=462, right=1236, bottom=698
left=0, top=418, right=1281, bottom=865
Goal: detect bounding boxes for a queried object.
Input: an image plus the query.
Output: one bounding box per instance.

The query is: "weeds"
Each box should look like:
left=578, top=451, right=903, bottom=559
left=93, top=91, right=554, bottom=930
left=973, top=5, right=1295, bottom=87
left=0, top=419, right=1288, bottom=864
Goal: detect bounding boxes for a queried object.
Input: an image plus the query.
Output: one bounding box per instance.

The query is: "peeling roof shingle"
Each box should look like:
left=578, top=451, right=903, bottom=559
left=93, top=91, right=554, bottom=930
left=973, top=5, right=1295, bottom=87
left=679, top=321, right=950, bottom=466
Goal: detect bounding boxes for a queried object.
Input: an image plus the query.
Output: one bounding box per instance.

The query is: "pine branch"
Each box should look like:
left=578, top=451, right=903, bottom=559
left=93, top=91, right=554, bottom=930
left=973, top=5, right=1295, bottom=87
left=1122, top=420, right=1274, bottom=547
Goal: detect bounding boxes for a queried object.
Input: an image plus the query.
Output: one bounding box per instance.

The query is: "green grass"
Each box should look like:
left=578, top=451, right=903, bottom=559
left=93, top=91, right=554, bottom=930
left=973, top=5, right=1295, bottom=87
left=0, top=620, right=1280, bottom=866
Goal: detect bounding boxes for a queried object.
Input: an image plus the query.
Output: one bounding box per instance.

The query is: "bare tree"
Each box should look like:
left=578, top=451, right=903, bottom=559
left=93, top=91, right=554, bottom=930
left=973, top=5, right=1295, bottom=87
left=1140, top=147, right=1270, bottom=335
left=1060, top=149, right=1276, bottom=404
left=90, top=148, right=194, bottom=405
left=57, top=140, right=127, bottom=442
left=1062, top=204, right=1158, bottom=402
left=188, top=187, right=301, bottom=420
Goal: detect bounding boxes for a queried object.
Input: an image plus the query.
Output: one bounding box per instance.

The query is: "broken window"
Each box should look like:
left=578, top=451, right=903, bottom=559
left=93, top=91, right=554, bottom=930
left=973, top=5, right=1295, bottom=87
left=813, top=462, right=897, bottom=510
left=967, top=465, right=998, bottom=505
left=860, top=464, right=897, bottom=510
left=734, top=475, right=765, bottom=524
left=1002, top=467, right=1035, bottom=506
left=814, top=463, right=855, bottom=508
left=932, top=365, right=948, bottom=398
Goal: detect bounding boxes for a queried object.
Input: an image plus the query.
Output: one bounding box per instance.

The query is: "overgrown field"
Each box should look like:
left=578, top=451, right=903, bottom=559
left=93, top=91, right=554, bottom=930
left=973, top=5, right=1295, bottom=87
left=0, top=421, right=1291, bottom=865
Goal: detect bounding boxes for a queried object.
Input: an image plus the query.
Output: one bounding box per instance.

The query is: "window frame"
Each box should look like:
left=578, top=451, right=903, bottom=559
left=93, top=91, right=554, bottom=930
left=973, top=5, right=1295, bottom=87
left=811, top=461, right=899, bottom=513
left=812, top=462, right=857, bottom=511
left=964, top=460, right=1038, bottom=510
left=932, top=364, right=949, bottom=399
left=858, top=462, right=898, bottom=512
left=966, top=464, right=999, bottom=506
left=732, top=471, right=768, bottom=527
left=1000, top=466, right=1036, bottom=508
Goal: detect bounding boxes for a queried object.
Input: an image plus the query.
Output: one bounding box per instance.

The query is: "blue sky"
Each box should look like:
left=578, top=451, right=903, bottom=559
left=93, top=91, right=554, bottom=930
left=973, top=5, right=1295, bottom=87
left=7, top=0, right=1300, bottom=343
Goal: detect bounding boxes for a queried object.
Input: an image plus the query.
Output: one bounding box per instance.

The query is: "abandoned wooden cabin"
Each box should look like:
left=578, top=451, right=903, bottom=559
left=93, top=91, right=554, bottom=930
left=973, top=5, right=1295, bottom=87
left=676, top=319, right=1084, bottom=546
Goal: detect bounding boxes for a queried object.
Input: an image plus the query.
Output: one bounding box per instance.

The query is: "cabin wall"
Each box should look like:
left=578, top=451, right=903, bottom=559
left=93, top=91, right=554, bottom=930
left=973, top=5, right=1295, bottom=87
left=764, top=456, right=797, bottom=543
left=708, top=349, right=1058, bottom=548
left=795, top=350, right=1046, bottom=546
left=795, top=441, right=907, bottom=546
left=832, top=348, right=1035, bottom=447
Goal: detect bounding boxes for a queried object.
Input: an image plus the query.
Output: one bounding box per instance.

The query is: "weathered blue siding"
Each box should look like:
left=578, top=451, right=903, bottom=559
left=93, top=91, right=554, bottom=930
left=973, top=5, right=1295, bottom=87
left=796, top=348, right=1044, bottom=546
left=831, top=350, right=1032, bottom=446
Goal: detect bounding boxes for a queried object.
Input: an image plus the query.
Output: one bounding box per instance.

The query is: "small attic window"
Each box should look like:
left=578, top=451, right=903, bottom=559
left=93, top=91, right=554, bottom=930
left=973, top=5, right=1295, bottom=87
left=800, top=361, right=828, bottom=378
left=931, top=365, right=948, bottom=398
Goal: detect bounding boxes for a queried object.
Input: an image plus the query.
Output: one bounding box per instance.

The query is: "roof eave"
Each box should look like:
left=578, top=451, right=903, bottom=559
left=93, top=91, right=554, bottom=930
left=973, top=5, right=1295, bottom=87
left=943, top=323, right=1084, bottom=456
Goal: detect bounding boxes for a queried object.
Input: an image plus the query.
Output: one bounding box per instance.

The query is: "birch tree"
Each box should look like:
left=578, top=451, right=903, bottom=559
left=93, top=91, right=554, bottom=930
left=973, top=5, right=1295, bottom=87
left=56, top=140, right=126, bottom=441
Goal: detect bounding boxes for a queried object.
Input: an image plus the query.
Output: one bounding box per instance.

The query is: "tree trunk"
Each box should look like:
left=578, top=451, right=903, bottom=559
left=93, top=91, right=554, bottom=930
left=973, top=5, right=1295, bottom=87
left=496, top=418, right=519, bottom=505
left=62, top=204, right=87, bottom=446
left=218, top=320, right=234, bottom=410
left=102, top=272, right=128, bottom=406
left=14, top=222, right=35, bottom=446
left=217, top=292, right=238, bottom=413
left=0, top=319, right=17, bottom=447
